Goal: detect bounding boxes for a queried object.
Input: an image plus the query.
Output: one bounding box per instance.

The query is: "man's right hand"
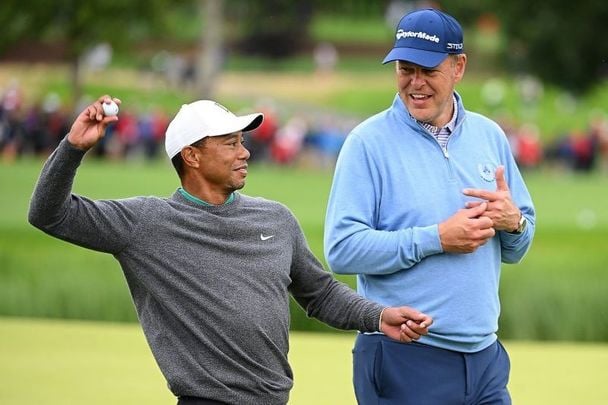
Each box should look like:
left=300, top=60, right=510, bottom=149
left=67, top=95, right=120, bottom=151
left=438, top=202, right=495, bottom=253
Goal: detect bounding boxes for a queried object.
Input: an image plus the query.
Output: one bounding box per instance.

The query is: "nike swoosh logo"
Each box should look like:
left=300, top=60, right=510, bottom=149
left=260, top=234, right=275, bottom=241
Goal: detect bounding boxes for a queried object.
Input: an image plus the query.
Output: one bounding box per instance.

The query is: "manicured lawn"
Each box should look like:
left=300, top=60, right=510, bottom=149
left=1, top=317, right=607, bottom=404
left=1, top=159, right=608, bottom=338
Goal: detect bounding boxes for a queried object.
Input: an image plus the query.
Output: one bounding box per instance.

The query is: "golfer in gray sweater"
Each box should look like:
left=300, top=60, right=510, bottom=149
left=28, top=95, right=432, bottom=405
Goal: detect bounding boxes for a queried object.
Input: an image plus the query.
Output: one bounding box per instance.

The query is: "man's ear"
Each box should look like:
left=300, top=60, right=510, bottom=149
left=181, top=146, right=200, bottom=168
left=454, top=54, right=467, bottom=83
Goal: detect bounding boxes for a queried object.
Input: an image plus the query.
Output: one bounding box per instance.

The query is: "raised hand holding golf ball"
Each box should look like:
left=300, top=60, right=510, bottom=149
left=102, top=99, right=120, bottom=116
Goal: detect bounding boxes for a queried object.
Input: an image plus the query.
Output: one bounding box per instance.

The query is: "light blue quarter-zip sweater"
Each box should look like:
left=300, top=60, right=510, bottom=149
left=324, top=93, right=535, bottom=353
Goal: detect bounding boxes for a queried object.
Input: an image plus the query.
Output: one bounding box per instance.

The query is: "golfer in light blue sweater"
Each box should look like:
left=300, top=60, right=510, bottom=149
left=324, top=8, right=535, bottom=405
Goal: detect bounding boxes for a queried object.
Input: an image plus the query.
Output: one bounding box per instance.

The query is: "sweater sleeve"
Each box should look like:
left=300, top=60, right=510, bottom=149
left=498, top=144, right=536, bottom=263
left=28, top=137, right=139, bottom=255
left=324, top=132, right=443, bottom=276
left=286, top=212, right=383, bottom=333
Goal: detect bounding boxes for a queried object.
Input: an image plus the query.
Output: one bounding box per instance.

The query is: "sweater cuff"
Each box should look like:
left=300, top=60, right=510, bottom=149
left=414, top=224, right=444, bottom=256
left=378, top=307, right=386, bottom=333
left=363, top=303, right=385, bottom=333
left=60, top=135, right=89, bottom=155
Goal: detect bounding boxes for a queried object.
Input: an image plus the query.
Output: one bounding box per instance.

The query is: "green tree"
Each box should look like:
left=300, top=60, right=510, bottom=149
left=0, top=0, right=175, bottom=103
left=228, top=0, right=313, bottom=59
left=491, top=2, right=608, bottom=94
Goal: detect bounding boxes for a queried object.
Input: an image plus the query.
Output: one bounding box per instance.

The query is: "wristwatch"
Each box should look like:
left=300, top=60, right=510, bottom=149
left=509, top=213, right=527, bottom=234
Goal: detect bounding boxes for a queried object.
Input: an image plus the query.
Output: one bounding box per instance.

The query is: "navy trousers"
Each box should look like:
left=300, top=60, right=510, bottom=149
left=353, top=334, right=511, bottom=405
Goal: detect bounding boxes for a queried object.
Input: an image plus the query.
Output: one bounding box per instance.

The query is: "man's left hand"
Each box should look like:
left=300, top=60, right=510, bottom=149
left=462, top=165, right=521, bottom=232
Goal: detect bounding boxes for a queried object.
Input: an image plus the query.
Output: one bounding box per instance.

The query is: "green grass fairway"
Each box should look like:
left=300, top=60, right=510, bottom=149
left=2, top=158, right=608, bottom=339
left=1, top=317, right=607, bottom=405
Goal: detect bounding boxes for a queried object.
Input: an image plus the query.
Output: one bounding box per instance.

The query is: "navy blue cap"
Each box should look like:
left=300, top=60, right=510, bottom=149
left=382, top=8, right=464, bottom=68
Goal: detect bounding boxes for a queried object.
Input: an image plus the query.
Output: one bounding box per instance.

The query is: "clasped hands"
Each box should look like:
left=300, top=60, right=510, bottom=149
left=439, top=166, right=520, bottom=253
left=380, top=306, right=434, bottom=343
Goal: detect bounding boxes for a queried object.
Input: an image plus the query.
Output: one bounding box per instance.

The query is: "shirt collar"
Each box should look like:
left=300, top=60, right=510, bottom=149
left=178, top=187, right=235, bottom=206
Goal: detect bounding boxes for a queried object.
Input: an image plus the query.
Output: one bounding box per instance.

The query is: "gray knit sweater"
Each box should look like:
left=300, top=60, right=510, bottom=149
left=28, top=138, right=384, bottom=405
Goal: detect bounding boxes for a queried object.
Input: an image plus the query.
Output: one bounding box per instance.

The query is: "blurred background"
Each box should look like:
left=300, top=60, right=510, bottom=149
left=1, top=0, right=607, bottom=403
left=2, top=0, right=608, bottom=171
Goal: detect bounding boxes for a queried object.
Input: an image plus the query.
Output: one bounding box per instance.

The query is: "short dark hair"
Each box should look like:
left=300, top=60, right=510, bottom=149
left=171, top=153, right=186, bottom=177
left=170, top=138, right=207, bottom=177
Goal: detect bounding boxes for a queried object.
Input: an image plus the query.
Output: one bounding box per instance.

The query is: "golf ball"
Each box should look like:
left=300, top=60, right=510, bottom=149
left=102, top=100, right=119, bottom=116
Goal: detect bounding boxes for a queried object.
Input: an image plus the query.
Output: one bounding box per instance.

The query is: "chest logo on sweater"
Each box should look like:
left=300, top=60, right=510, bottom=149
left=260, top=233, right=275, bottom=241
left=478, top=163, right=496, bottom=182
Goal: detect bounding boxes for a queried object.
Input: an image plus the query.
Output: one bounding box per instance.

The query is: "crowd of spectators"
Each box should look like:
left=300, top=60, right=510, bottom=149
left=500, top=115, right=608, bottom=174
left=0, top=84, right=353, bottom=167
left=2, top=81, right=608, bottom=173
left=0, top=84, right=69, bottom=159
left=0, top=83, right=172, bottom=162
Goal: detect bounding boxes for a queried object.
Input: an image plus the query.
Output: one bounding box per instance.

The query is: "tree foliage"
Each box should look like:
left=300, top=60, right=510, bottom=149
left=489, top=2, right=608, bottom=94
left=227, top=0, right=313, bottom=58
left=2, top=1, right=607, bottom=95
left=1, top=0, right=177, bottom=54
left=0, top=0, right=176, bottom=100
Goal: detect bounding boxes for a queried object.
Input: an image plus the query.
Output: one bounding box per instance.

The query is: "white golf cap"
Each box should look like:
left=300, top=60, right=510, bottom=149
left=164, top=100, right=264, bottom=159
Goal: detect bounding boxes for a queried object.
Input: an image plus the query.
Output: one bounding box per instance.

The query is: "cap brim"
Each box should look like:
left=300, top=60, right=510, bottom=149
left=241, top=113, right=264, bottom=133
left=382, top=48, right=448, bottom=69
left=204, top=113, right=264, bottom=138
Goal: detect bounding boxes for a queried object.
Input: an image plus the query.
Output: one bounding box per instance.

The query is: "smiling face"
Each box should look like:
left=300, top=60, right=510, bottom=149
left=396, top=54, right=466, bottom=127
left=197, top=132, right=250, bottom=191
left=180, top=131, right=250, bottom=204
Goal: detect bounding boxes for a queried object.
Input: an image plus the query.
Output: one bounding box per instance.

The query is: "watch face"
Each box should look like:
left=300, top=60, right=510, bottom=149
left=509, top=214, right=526, bottom=234
left=518, top=216, right=527, bottom=233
